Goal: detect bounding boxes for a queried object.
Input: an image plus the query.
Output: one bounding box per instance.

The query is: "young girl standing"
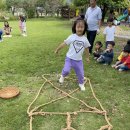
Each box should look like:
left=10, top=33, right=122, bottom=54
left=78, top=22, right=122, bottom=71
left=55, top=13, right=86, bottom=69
left=19, top=15, right=27, bottom=36
left=55, top=18, right=90, bottom=91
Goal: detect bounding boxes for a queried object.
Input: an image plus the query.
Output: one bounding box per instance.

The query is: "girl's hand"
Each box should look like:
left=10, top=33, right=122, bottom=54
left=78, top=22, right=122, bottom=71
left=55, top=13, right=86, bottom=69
left=55, top=43, right=66, bottom=54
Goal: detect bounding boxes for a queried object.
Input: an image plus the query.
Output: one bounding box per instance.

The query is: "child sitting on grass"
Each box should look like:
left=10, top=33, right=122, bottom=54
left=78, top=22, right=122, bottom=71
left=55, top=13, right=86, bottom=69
left=0, top=29, right=3, bottom=42
left=112, top=40, right=130, bottom=71
left=112, top=48, right=130, bottom=71
left=118, top=40, right=130, bottom=61
left=93, top=41, right=103, bottom=59
left=112, top=40, right=130, bottom=66
left=3, top=21, right=12, bottom=37
left=97, top=41, right=115, bottom=65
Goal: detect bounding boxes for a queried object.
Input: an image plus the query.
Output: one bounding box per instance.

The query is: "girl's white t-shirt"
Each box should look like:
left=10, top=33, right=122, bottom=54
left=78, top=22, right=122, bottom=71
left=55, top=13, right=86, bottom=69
left=103, top=26, right=116, bottom=41
left=64, top=34, right=90, bottom=61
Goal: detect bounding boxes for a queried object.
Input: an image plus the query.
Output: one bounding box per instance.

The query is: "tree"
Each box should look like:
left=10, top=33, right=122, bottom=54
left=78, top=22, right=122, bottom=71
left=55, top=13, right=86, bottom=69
left=73, top=0, right=130, bottom=22
left=6, top=0, right=20, bottom=15
left=0, top=0, right=6, bottom=10
left=6, top=0, right=69, bottom=18
left=98, top=0, right=130, bottom=22
left=73, top=0, right=87, bottom=6
left=6, top=0, right=37, bottom=18
left=21, top=0, right=38, bottom=18
left=36, top=0, right=64, bottom=17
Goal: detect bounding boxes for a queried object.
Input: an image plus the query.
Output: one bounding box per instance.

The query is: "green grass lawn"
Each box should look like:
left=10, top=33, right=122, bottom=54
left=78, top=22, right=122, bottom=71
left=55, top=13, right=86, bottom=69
left=0, top=18, right=130, bottom=130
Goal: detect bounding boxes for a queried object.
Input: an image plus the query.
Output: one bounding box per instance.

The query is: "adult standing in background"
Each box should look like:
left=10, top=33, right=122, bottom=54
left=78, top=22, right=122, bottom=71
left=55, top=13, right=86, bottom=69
left=85, top=0, right=102, bottom=54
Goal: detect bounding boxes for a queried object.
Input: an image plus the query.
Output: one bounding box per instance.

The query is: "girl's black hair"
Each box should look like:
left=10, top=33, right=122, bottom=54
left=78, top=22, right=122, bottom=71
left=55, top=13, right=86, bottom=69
left=4, top=21, right=9, bottom=27
left=19, top=15, right=26, bottom=22
left=22, top=16, right=26, bottom=22
left=123, top=46, right=130, bottom=53
left=108, top=41, right=115, bottom=47
left=127, top=40, right=130, bottom=45
left=72, top=17, right=87, bottom=35
left=124, top=41, right=130, bottom=53
left=95, top=41, right=103, bottom=48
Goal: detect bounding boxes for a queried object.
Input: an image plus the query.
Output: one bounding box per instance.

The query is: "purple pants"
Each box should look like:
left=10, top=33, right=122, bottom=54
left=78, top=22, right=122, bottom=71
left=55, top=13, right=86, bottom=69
left=62, top=57, right=84, bottom=84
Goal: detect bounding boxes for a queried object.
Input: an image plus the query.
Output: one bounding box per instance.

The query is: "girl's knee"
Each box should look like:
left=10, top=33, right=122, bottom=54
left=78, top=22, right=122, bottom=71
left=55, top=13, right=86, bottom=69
left=62, top=69, right=70, bottom=76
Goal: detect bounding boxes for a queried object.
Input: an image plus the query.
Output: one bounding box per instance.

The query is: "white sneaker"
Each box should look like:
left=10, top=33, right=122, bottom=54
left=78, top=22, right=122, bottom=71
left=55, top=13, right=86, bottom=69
left=94, top=57, right=97, bottom=60
left=0, top=39, right=3, bottom=42
left=118, top=69, right=123, bottom=72
left=22, top=33, right=27, bottom=36
left=103, top=63, right=108, bottom=65
left=79, top=84, right=85, bottom=91
left=111, top=64, right=116, bottom=68
left=59, top=75, right=64, bottom=83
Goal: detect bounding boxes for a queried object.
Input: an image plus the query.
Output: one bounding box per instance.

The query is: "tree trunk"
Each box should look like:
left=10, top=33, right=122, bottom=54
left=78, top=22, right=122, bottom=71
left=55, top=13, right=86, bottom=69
left=36, top=10, right=39, bottom=18
left=101, top=4, right=108, bottom=23
left=11, top=6, right=15, bottom=16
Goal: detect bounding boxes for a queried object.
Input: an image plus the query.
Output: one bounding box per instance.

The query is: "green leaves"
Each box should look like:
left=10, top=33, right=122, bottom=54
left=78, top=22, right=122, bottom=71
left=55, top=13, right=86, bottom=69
left=73, top=0, right=130, bottom=8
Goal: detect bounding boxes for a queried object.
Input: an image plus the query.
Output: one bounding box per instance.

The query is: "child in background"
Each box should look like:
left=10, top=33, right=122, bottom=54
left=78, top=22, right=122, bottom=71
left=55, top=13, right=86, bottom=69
left=118, top=40, right=130, bottom=61
left=55, top=18, right=90, bottom=91
left=0, top=29, right=3, bottom=42
left=112, top=40, right=130, bottom=68
left=103, top=18, right=116, bottom=48
left=19, top=15, right=27, bottom=36
left=3, top=21, right=12, bottom=37
left=112, top=49, right=130, bottom=71
left=128, top=15, right=130, bottom=27
left=97, top=42, right=115, bottom=65
left=93, top=41, right=103, bottom=59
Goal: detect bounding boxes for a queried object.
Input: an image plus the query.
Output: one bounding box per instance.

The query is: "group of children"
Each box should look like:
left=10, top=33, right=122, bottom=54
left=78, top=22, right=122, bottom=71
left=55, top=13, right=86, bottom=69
left=93, top=18, right=130, bottom=72
left=93, top=39, right=130, bottom=71
left=93, top=18, right=115, bottom=65
left=55, top=17, right=130, bottom=91
left=0, top=15, right=27, bottom=42
left=112, top=41, right=130, bottom=71
left=94, top=41, right=115, bottom=65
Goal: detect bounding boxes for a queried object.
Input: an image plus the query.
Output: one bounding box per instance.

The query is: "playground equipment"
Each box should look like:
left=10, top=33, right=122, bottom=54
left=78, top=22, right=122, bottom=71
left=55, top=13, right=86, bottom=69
left=113, top=14, right=128, bottom=25
left=114, top=8, right=130, bottom=25
left=117, top=14, right=128, bottom=21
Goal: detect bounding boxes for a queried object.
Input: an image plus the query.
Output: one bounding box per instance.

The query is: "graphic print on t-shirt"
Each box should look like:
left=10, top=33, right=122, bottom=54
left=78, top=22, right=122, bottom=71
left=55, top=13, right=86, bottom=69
left=73, top=40, right=84, bottom=53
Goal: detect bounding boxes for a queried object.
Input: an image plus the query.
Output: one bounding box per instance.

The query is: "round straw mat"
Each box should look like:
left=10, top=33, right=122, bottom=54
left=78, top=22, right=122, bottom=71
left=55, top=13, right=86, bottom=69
left=0, top=87, right=20, bottom=99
